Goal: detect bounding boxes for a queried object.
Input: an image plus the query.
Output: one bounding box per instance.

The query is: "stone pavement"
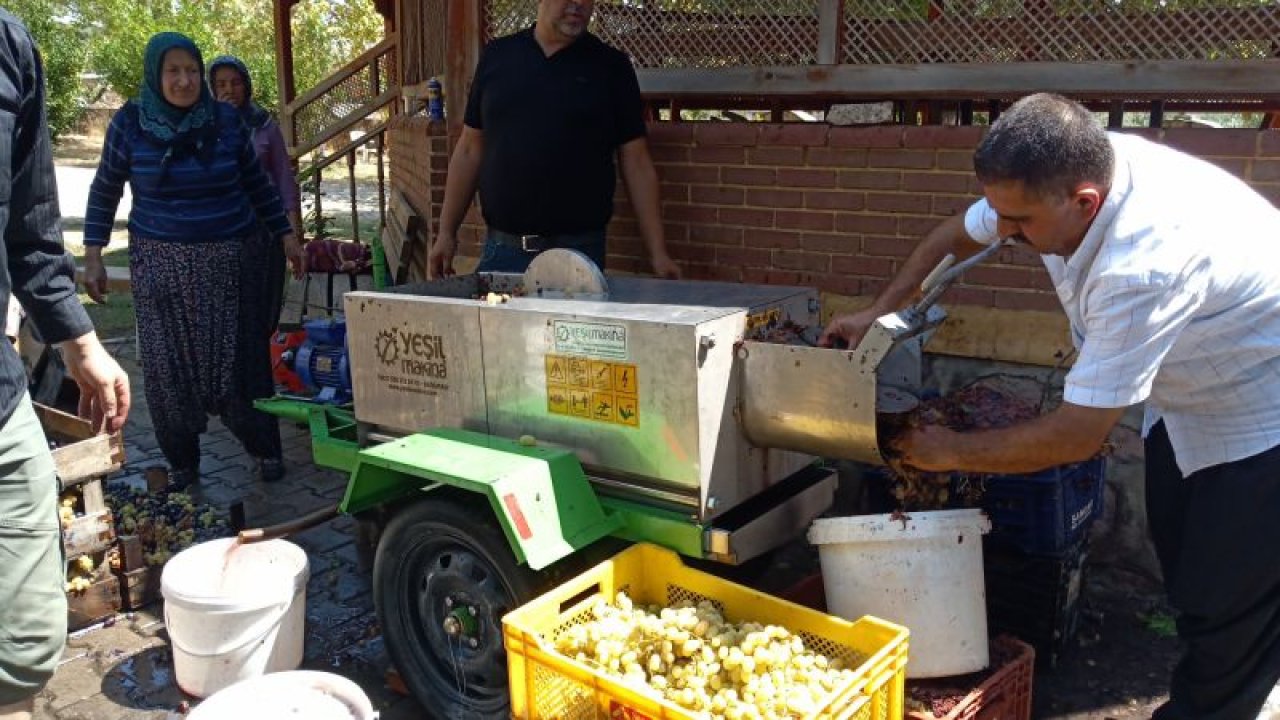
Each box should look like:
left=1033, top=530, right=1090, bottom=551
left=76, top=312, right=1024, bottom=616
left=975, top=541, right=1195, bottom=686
left=33, top=340, right=428, bottom=719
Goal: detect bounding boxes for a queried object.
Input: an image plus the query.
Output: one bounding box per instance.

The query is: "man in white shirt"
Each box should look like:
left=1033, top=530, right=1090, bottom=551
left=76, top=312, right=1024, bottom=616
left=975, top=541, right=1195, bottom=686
left=822, top=93, right=1280, bottom=720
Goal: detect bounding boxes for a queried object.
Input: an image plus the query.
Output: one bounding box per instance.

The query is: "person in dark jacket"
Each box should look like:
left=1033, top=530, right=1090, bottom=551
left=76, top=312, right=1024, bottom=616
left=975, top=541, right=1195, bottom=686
left=0, top=10, right=131, bottom=718
left=82, top=32, right=298, bottom=487
left=208, top=54, right=302, bottom=334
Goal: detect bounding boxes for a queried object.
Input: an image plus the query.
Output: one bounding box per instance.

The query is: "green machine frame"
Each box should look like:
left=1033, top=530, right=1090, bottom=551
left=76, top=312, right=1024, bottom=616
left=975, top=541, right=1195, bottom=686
left=256, top=397, right=708, bottom=569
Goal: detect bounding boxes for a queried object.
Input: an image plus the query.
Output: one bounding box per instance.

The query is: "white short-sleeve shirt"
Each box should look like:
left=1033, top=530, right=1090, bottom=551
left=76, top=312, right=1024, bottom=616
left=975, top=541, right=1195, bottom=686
left=964, top=133, right=1280, bottom=476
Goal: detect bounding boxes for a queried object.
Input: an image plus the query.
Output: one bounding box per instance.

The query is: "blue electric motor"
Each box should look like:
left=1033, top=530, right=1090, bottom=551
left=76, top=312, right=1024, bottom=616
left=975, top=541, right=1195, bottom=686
left=294, top=318, right=352, bottom=404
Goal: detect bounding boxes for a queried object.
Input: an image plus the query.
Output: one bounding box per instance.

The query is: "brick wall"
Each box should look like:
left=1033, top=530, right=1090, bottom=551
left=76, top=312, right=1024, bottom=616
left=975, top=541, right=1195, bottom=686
left=387, top=115, right=448, bottom=261
left=388, top=121, right=1280, bottom=351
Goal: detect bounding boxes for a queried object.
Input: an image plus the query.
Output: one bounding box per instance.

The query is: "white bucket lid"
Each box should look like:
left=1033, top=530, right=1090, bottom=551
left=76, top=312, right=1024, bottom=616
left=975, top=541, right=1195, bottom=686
left=808, top=508, right=991, bottom=546
left=187, top=670, right=377, bottom=720
left=161, top=538, right=310, bottom=613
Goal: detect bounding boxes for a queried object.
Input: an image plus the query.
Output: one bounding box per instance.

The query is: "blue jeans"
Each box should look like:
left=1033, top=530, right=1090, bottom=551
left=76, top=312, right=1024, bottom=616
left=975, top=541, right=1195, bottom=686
left=475, top=229, right=607, bottom=273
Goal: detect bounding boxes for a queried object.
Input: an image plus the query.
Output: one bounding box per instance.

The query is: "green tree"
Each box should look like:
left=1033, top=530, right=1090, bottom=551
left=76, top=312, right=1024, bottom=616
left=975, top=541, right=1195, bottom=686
left=74, top=0, right=384, bottom=115
left=7, top=0, right=89, bottom=140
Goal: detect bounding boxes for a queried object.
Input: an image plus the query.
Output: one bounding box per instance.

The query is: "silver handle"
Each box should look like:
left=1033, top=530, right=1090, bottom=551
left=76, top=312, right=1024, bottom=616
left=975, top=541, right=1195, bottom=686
left=906, top=240, right=1009, bottom=322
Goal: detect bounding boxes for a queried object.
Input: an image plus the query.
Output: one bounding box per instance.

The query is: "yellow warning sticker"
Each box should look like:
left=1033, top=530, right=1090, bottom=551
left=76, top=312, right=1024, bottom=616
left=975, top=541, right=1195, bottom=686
left=590, top=360, right=613, bottom=390
left=545, top=356, right=567, bottom=384
left=545, top=354, right=641, bottom=427
left=613, top=363, right=638, bottom=395
left=568, top=389, right=592, bottom=418
left=591, top=391, right=616, bottom=423
left=615, top=395, right=639, bottom=427
left=568, top=357, right=591, bottom=388
left=746, top=307, right=783, bottom=336
left=547, top=385, right=569, bottom=415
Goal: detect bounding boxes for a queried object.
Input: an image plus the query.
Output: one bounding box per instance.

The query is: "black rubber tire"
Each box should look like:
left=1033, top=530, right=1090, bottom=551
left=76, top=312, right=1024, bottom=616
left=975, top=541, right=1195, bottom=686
left=373, top=493, right=541, bottom=720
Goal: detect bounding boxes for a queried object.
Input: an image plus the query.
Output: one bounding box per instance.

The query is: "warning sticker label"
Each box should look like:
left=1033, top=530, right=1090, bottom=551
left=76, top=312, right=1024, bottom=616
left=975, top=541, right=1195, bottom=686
left=545, top=354, right=639, bottom=427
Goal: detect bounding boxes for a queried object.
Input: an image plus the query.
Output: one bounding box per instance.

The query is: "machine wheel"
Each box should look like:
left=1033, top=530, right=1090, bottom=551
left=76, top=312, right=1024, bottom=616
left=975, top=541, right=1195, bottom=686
left=373, top=493, right=540, bottom=720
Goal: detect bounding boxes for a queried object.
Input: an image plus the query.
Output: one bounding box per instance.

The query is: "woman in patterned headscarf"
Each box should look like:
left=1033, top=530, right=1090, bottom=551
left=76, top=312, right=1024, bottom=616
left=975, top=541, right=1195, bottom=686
left=209, top=55, right=302, bottom=335
left=82, top=32, right=302, bottom=488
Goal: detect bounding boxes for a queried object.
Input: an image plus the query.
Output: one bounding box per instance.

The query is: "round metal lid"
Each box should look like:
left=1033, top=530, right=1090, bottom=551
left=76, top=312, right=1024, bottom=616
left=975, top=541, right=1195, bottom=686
left=523, top=248, right=609, bottom=300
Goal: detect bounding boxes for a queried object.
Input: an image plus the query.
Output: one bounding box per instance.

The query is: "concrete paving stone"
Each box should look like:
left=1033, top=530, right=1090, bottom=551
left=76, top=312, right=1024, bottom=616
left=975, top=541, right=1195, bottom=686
left=187, top=482, right=249, bottom=509
left=40, top=658, right=107, bottom=711
left=317, top=480, right=352, bottom=501
left=292, top=521, right=357, bottom=555
left=199, top=468, right=258, bottom=492
left=46, top=696, right=172, bottom=720
left=282, top=444, right=316, bottom=462
left=307, top=613, right=381, bottom=667
left=246, top=495, right=337, bottom=527
left=304, top=598, right=367, bottom=637
left=123, top=610, right=167, bottom=639
left=65, top=626, right=163, bottom=674
left=95, top=646, right=185, bottom=713
left=202, top=438, right=249, bottom=462
left=185, top=453, right=243, bottom=477
left=308, top=569, right=372, bottom=607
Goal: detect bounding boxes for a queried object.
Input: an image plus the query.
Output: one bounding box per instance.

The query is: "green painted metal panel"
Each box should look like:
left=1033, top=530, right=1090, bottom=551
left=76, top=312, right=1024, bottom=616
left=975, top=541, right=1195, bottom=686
left=345, top=428, right=622, bottom=570
left=598, top=495, right=707, bottom=559
left=308, top=407, right=360, bottom=473
left=253, top=397, right=316, bottom=424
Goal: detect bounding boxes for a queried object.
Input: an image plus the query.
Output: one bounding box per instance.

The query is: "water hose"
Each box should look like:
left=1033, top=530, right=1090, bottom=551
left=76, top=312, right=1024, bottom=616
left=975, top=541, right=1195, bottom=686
left=237, top=503, right=340, bottom=543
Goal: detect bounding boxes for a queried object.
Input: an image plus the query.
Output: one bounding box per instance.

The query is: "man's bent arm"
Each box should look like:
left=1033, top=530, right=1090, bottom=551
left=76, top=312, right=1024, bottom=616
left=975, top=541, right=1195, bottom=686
left=903, top=402, right=1125, bottom=475
left=618, top=137, right=679, bottom=278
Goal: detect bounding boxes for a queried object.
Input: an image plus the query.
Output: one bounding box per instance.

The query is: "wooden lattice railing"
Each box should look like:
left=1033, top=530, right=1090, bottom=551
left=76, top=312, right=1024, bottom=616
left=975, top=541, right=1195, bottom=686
left=282, top=35, right=400, bottom=160
left=479, top=0, right=1280, bottom=103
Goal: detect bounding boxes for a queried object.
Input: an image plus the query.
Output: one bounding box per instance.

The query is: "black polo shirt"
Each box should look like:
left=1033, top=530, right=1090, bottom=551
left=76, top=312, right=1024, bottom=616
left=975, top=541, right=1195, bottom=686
left=464, top=28, right=646, bottom=236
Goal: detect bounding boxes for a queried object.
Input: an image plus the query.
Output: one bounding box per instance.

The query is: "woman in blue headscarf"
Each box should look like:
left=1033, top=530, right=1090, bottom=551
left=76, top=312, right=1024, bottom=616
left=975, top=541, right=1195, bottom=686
left=82, top=32, right=301, bottom=488
left=209, top=55, right=302, bottom=335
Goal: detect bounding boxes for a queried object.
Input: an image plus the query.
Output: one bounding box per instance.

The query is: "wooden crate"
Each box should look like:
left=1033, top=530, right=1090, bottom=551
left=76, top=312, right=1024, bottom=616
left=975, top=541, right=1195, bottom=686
left=62, top=509, right=116, bottom=557
left=113, top=536, right=162, bottom=610
left=36, top=402, right=124, bottom=490
left=117, top=567, right=161, bottom=611
left=36, top=402, right=128, bottom=629
left=67, top=574, right=121, bottom=631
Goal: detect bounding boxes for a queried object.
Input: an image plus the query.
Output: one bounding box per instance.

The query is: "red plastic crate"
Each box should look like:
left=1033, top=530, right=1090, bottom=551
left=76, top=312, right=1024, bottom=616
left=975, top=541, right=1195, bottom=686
left=906, top=635, right=1034, bottom=720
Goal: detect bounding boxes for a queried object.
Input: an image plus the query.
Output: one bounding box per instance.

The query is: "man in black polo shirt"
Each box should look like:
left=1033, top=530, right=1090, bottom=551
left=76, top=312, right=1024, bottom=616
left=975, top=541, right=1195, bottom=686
left=429, top=0, right=681, bottom=279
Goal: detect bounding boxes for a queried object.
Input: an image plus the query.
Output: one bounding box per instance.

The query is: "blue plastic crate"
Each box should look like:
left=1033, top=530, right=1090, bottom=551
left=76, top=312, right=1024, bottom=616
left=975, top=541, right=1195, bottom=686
left=978, top=456, right=1106, bottom=556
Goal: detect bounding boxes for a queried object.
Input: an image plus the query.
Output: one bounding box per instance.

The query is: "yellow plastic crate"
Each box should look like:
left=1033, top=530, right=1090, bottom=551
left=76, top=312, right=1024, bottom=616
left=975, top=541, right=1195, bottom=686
left=503, top=543, right=908, bottom=720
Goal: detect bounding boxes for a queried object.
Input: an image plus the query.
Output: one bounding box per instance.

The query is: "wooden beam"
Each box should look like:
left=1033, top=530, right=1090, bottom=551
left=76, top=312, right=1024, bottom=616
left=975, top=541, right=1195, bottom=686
left=446, top=0, right=482, bottom=139
left=816, top=0, right=843, bottom=65
left=636, top=60, right=1280, bottom=100
left=273, top=0, right=297, bottom=144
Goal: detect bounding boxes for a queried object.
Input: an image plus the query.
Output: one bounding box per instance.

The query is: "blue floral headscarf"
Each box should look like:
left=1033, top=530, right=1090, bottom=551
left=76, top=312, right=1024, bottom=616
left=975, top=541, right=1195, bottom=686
left=136, top=32, right=217, bottom=159
left=208, top=55, right=271, bottom=131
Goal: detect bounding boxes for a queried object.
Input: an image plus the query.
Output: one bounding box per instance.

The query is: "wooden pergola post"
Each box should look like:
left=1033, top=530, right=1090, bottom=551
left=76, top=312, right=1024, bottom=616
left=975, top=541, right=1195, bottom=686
left=445, top=0, right=484, bottom=141
left=273, top=0, right=299, bottom=147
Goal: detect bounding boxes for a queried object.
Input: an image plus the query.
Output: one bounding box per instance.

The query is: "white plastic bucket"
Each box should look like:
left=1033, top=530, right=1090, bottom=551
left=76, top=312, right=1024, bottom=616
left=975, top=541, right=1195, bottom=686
left=808, top=509, right=991, bottom=678
left=161, top=537, right=310, bottom=698
left=186, top=670, right=377, bottom=720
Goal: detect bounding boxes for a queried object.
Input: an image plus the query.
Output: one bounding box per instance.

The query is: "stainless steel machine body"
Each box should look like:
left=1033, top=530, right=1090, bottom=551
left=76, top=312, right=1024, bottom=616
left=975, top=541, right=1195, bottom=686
left=342, top=260, right=963, bottom=560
